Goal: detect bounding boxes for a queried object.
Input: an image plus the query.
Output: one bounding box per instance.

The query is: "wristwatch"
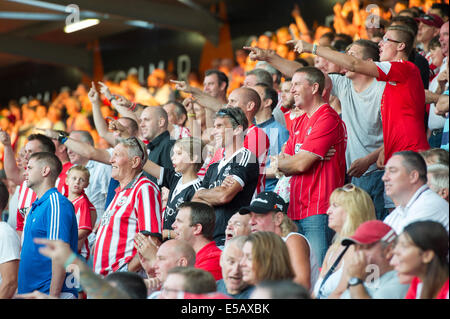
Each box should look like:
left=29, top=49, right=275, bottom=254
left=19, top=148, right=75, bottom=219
left=348, top=277, right=363, bottom=288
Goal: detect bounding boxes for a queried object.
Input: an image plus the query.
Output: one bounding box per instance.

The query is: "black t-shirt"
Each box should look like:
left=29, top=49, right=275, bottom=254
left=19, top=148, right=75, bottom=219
left=200, top=147, right=259, bottom=246
left=159, top=167, right=202, bottom=230
left=146, top=131, right=175, bottom=184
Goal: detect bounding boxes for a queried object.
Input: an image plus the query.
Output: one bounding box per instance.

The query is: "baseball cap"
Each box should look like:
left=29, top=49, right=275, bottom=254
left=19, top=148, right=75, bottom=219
left=341, top=220, right=397, bottom=246
left=415, top=14, right=444, bottom=28
left=239, top=191, right=287, bottom=215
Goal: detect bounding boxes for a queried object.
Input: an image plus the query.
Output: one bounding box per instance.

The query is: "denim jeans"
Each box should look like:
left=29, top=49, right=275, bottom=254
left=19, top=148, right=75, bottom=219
left=294, top=214, right=334, bottom=267
left=352, top=170, right=388, bottom=221
left=428, top=131, right=443, bottom=149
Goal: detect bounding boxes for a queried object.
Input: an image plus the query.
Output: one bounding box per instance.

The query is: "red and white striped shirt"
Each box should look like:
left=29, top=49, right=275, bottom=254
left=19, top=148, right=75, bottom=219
left=206, top=125, right=269, bottom=195
left=72, top=192, right=96, bottom=260
left=285, top=104, right=347, bottom=220
left=16, top=181, right=37, bottom=232
left=93, top=173, right=162, bottom=276
left=55, top=162, right=73, bottom=197
left=171, top=125, right=191, bottom=140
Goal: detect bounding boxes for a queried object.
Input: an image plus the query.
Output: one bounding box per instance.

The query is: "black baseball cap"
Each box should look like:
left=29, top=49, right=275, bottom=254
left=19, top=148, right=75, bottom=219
left=239, top=191, right=287, bottom=215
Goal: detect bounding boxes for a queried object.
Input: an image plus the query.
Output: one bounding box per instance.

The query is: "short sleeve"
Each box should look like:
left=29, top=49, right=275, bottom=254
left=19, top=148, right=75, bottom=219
left=375, top=61, right=410, bottom=83
left=47, top=194, right=76, bottom=243
left=77, top=199, right=95, bottom=231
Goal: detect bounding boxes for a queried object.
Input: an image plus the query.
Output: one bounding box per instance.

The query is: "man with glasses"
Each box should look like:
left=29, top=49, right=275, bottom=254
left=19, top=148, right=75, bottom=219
left=192, top=107, right=259, bottom=247
left=93, top=137, right=162, bottom=276
left=289, top=25, right=430, bottom=168
left=339, top=220, right=409, bottom=299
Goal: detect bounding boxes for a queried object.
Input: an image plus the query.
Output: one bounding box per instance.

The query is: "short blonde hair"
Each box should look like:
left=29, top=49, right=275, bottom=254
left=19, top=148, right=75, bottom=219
left=67, top=165, right=90, bottom=181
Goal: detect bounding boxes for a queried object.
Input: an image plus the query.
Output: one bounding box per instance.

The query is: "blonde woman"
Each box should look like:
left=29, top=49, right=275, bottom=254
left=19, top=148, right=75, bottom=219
left=240, top=231, right=295, bottom=286
left=312, top=184, right=376, bottom=299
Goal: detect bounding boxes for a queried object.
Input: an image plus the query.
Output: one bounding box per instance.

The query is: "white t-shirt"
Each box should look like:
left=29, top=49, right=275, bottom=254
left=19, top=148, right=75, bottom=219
left=384, top=185, right=449, bottom=234
left=0, top=221, right=21, bottom=286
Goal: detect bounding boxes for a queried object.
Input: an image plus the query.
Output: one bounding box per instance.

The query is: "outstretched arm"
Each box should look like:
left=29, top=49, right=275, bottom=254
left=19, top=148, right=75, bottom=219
left=40, top=129, right=111, bottom=164
left=171, top=80, right=224, bottom=113
left=244, top=46, right=302, bottom=78
left=288, top=40, right=380, bottom=78
left=33, top=238, right=130, bottom=299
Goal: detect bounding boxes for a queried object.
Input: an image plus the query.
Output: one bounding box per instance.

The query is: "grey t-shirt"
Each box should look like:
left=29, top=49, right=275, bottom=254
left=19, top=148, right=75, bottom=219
left=330, top=74, right=385, bottom=173
left=340, top=270, right=409, bottom=299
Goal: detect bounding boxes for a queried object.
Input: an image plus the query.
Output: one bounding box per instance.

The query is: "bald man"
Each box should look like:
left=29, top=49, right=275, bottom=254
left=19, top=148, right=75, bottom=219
left=139, top=106, right=175, bottom=182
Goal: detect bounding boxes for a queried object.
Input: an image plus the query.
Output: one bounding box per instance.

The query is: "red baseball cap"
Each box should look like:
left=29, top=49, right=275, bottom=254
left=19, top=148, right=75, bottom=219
left=341, top=220, right=397, bottom=246
left=415, top=14, right=444, bottom=29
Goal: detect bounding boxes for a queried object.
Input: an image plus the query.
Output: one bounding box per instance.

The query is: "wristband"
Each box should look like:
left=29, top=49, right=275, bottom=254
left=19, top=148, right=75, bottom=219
left=187, top=113, right=196, bottom=118
left=109, top=95, right=117, bottom=102
left=64, top=252, right=78, bottom=269
left=167, top=230, right=171, bottom=240
left=57, top=131, right=68, bottom=143
left=312, top=43, right=318, bottom=55
left=60, top=137, right=68, bottom=144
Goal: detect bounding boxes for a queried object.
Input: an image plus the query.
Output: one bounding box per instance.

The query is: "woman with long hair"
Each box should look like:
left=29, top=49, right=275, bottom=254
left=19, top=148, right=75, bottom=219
left=392, top=221, right=449, bottom=299
left=312, top=184, right=376, bottom=299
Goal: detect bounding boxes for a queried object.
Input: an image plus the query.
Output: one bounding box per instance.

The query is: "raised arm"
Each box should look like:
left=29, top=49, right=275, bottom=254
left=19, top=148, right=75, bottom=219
left=171, top=80, right=224, bottom=113
left=0, top=129, right=23, bottom=185
left=98, top=82, right=142, bottom=123
left=89, top=82, right=116, bottom=146
left=288, top=40, right=380, bottom=78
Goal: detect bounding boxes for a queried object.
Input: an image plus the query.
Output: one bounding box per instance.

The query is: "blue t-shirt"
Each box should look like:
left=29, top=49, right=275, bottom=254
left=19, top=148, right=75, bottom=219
left=18, top=188, right=79, bottom=296
left=440, top=89, right=449, bottom=151
left=256, top=116, right=290, bottom=191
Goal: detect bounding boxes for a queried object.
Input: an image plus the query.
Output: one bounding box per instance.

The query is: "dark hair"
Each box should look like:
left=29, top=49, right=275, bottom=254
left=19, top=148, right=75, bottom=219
left=205, top=69, right=229, bottom=92
left=387, top=25, right=416, bottom=59
left=255, top=280, right=311, bottom=299
left=27, top=134, right=56, bottom=154
left=178, top=201, right=215, bottom=241
left=105, top=272, right=148, bottom=299
left=167, top=266, right=217, bottom=294
left=294, top=66, right=325, bottom=95
left=245, top=68, right=273, bottom=87
left=29, top=152, right=63, bottom=181
left=320, top=31, right=335, bottom=42
left=255, top=82, right=278, bottom=110
left=167, top=100, right=188, bottom=125
left=295, top=58, right=310, bottom=67
left=349, top=39, right=380, bottom=62
left=403, top=221, right=449, bottom=299
left=390, top=16, right=419, bottom=36
left=215, top=107, right=249, bottom=131
left=0, top=180, right=9, bottom=212
left=431, top=3, right=450, bottom=19
left=429, top=35, right=442, bottom=51
left=393, top=150, right=428, bottom=183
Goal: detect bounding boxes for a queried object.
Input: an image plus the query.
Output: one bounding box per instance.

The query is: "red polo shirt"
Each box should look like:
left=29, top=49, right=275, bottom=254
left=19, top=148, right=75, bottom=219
left=195, top=241, right=223, bottom=280
left=285, top=104, right=347, bottom=221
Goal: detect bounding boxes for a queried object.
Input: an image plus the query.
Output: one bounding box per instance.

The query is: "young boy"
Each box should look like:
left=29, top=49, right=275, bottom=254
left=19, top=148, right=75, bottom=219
left=66, top=165, right=97, bottom=261
left=143, top=137, right=204, bottom=241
